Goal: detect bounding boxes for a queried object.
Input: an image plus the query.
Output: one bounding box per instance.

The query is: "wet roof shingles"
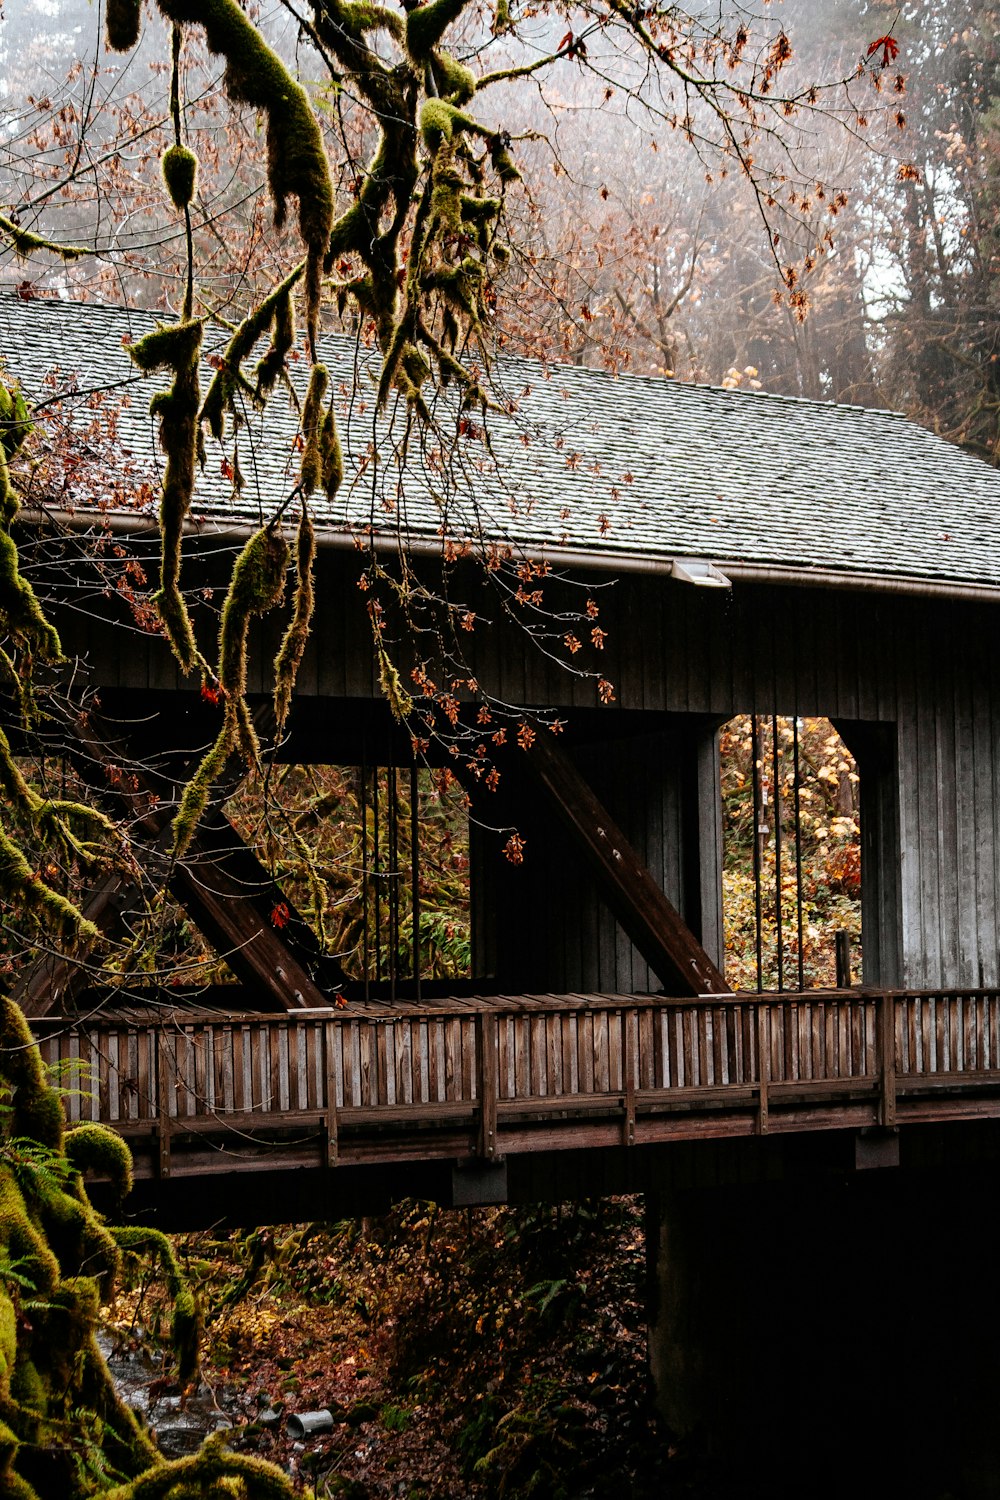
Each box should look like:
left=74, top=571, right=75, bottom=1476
left=3, top=293, right=999, bottom=592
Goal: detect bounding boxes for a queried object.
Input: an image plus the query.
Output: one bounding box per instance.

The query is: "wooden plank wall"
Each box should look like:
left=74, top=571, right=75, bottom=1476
left=472, top=730, right=691, bottom=994
left=53, top=546, right=1000, bottom=993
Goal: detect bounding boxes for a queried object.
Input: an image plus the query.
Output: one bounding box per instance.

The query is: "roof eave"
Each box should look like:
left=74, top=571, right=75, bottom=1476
left=21, top=505, right=1000, bottom=606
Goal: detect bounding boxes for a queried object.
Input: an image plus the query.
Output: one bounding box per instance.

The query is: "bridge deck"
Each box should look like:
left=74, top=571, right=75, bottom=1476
left=31, top=988, right=1000, bottom=1184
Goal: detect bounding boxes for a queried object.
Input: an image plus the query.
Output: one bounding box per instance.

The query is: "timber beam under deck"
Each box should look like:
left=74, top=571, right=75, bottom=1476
left=16, top=711, right=344, bottom=1017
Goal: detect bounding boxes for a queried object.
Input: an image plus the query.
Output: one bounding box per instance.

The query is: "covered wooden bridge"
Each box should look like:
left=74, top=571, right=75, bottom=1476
left=7, top=292, right=1000, bottom=1221
left=13, top=294, right=1000, bottom=1494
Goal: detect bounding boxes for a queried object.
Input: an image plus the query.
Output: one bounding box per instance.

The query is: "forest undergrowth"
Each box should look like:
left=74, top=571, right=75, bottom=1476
left=108, top=1198, right=686, bottom=1499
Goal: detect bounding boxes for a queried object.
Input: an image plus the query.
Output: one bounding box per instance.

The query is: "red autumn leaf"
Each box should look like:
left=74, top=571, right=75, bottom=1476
left=866, top=33, right=899, bottom=69
left=270, top=900, right=291, bottom=929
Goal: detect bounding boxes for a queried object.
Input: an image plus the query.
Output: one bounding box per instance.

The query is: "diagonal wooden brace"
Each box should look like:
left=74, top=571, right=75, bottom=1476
left=16, top=709, right=342, bottom=1015
left=525, top=732, right=728, bottom=997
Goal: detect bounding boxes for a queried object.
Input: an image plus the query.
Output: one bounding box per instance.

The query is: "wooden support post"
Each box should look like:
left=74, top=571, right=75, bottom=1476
left=624, top=1009, right=636, bottom=1147
left=476, top=1012, right=498, bottom=1161
left=156, top=1039, right=172, bottom=1179
left=835, top=930, right=852, bottom=988
left=323, top=1020, right=339, bottom=1168
left=877, top=992, right=896, bottom=1128
left=525, top=732, right=728, bottom=996
left=756, top=1002, right=769, bottom=1135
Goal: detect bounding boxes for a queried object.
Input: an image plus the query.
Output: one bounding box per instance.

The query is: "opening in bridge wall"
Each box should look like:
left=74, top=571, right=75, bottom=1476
left=720, top=716, right=861, bottom=990
left=227, top=764, right=471, bottom=993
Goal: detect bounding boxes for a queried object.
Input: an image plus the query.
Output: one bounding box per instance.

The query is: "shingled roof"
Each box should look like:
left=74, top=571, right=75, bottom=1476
left=4, top=292, right=1000, bottom=600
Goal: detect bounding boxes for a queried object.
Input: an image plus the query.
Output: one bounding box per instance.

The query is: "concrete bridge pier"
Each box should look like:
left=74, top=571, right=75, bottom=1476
left=646, top=1160, right=1000, bottom=1500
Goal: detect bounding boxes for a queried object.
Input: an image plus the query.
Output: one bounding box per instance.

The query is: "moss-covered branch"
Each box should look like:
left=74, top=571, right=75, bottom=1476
left=112, top=1228, right=200, bottom=1384
left=152, top=0, right=333, bottom=348
left=106, top=1429, right=293, bottom=1499
left=0, top=215, right=87, bottom=262
left=0, top=997, right=160, bottom=1500
left=200, top=264, right=304, bottom=439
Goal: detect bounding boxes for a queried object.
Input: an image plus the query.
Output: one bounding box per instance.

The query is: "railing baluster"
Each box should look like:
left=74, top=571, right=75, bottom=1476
left=624, top=1008, right=636, bottom=1147
left=877, top=993, right=896, bottom=1128
left=476, top=1012, right=498, bottom=1160
left=756, top=1001, right=769, bottom=1135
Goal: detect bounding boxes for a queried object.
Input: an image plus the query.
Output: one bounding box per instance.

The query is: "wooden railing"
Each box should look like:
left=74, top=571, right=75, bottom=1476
left=30, top=989, right=1000, bottom=1175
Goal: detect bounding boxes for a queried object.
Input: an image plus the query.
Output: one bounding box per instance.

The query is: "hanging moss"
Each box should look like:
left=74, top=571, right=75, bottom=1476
left=273, top=504, right=315, bottom=734
left=255, top=287, right=296, bottom=398
left=128, top=319, right=205, bottom=675
left=160, top=144, right=198, bottom=210
left=0, top=823, right=100, bottom=948
left=377, top=643, right=414, bottom=721
left=172, top=526, right=288, bottom=854
left=0, top=215, right=86, bottom=263
left=424, top=256, right=485, bottom=322
left=155, top=0, right=333, bottom=346
left=429, top=143, right=465, bottom=234
left=0, top=525, right=62, bottom=662
left=217, top=527, right=288, bottom=701
left=298, top=363, right=329, bottom=498
left=460, top=193, right=502, bottom=248
left=320, top=398, right=344, bottom=497
left=489, top=134, right=521, bottom=184
left=0, top=723, right=120, bottom=936
left=170, top=724, right=233, bottom=860
left=200, top=266, right=303, bottom=439
left=106, top=0, right=143, bottom=50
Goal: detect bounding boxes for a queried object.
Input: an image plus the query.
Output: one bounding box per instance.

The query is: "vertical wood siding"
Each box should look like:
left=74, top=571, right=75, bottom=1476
left=55, top=550, right=1000, bottom=993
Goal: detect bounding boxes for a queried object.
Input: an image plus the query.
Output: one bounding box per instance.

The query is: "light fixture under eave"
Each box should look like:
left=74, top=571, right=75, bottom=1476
left=671, top=557, right=732, bottom=588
